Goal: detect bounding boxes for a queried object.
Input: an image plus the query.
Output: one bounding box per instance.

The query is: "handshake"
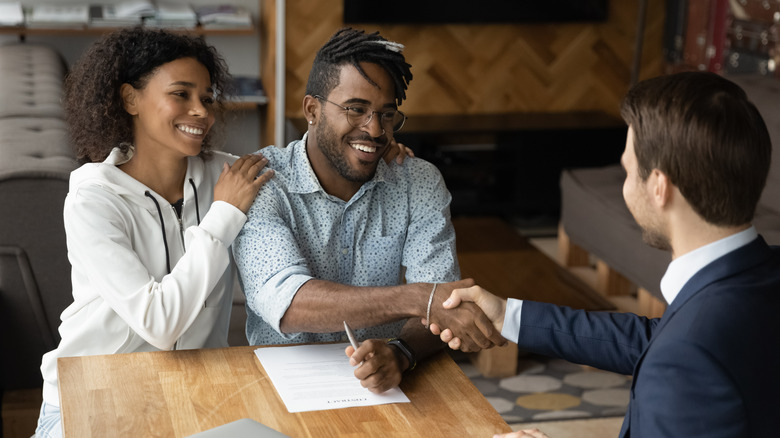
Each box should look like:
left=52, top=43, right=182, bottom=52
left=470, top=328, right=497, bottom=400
left=421, top=281, right=554, bottom=438
left=422, top=279, right=509, bottom=352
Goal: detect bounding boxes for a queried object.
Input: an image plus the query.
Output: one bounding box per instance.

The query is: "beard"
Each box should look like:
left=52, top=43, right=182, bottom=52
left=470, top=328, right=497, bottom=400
left=640, top=226, right=671, bottom=251
left=315, top=112, right=380, bottom=184
left=626, top=183, right=672, bottom=252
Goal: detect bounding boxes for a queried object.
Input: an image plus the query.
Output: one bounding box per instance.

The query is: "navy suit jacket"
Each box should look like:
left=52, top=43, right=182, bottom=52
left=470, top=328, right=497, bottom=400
left=517, top=236, right=780, bottom=437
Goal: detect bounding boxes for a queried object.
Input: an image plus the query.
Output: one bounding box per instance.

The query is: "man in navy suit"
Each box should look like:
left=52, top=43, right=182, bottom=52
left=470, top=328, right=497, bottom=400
left=430, top=72, right=780, bottom=437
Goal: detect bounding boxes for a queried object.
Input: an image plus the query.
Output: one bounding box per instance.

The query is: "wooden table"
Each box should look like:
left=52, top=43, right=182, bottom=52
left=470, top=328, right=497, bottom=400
left=58, top=346, right=511, bottom=437
left=453, top=217, right=614, bottom=377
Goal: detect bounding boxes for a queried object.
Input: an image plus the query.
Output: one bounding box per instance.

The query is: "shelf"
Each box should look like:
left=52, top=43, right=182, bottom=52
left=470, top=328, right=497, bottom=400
left=0, top=24, right=256, bottom=37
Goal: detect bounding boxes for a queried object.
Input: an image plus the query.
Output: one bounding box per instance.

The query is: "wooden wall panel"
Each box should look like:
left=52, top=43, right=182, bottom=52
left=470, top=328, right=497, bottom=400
left=281, top=0, right=665, bottom=122
left=259, top=0, right=277, bottom=147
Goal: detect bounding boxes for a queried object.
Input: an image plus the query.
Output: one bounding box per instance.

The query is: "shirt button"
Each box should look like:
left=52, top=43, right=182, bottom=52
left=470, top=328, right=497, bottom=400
left=342, top=248, right=349, bottom=255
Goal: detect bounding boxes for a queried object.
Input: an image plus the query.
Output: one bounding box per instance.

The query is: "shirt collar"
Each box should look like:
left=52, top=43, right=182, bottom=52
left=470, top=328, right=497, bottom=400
left=660, top=226, right=758, bottom=304
left=288, top=132, right=321, bottom=194
left=288, top=132, right=396, bottom=195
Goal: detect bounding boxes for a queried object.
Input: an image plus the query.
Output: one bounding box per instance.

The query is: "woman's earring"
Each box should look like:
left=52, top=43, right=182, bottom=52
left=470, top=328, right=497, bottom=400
left=308, top=120, right=314, bottom=125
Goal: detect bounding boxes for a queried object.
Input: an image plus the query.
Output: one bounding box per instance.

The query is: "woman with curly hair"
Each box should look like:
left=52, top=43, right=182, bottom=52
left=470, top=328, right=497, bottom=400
left=35, top=26, right=273, bottom=437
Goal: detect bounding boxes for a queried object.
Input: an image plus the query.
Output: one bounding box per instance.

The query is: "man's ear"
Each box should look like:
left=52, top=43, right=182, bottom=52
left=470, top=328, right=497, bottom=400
left=120, top=83, right=138, bottom=116
left=302, top=95, right=319, bottom=125
left=651, top=169, right=672, bottom=208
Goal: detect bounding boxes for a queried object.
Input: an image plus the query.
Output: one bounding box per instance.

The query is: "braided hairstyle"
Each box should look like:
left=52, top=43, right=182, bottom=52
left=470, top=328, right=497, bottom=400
left=64, top=26, right=233, bottom=163
left=305, top=28, right=413, bottom=106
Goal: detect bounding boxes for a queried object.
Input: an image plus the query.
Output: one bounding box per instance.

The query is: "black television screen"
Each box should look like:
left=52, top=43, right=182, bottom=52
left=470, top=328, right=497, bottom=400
left=343, top=0, right=609, bottom=24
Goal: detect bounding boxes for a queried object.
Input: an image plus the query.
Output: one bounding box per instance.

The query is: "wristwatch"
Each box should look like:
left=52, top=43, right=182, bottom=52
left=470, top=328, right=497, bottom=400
left=387, top=338, right=416, bottom=372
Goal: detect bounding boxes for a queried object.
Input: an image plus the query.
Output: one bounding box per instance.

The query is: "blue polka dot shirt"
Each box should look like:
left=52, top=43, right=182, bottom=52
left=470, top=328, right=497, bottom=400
left=233, top=134, right=460, bottom=346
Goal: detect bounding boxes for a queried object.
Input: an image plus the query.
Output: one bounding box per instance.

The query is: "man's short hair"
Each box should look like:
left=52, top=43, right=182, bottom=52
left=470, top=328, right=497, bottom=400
left=620, top=72, right=772, bottom=226
left=305, top=28, right=413, bottom=106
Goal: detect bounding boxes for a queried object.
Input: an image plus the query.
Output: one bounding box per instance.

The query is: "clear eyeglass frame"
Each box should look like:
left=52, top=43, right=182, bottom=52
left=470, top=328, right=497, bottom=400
left=314, top=95, right=407, bottom=132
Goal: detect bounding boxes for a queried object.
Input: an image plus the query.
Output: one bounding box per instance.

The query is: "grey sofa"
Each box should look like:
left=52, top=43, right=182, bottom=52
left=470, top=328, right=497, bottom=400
left=0, top=43, right=75, bottom=391
left=559, top=74, right=780, bottom=312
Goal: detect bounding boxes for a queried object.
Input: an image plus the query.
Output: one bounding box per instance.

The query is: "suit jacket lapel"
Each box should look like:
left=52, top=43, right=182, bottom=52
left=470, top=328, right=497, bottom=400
left=657, top=235, right=772, bottom=333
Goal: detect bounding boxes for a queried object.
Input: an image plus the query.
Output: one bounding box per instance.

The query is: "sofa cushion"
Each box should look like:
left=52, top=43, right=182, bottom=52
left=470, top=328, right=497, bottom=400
left=0, top=117, right=75, bottom=181
left=0, top=43, right=66, bottom=119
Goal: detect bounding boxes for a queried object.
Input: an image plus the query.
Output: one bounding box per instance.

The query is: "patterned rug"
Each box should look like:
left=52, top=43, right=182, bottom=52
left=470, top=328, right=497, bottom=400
left=454, top=351, right=632, bottom=424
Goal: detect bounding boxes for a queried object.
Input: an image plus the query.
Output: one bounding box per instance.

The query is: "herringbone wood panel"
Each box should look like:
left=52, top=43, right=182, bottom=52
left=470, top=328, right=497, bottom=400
left=278, top=0, right=665, bottom=120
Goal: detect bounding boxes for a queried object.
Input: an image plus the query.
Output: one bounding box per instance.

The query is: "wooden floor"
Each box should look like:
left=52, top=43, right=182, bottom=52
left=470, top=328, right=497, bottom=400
left=453, top=216, right=613, bottom=378
left=454, top=217, right=612, bottom=310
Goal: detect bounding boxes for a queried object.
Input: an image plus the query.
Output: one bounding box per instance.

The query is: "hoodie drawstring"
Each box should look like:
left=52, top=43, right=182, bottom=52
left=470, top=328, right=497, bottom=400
left=145, top=180, right=200, bottom=274
left=145, top=191, right=171, bottom=274
left=188, top=178, right=201, bottom=225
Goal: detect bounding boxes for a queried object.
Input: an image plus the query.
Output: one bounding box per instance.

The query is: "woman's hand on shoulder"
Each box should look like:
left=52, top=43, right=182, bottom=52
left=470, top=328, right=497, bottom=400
left=213, top=153, right=274, bottom=213
left=383, top=139, right=414, bottom=165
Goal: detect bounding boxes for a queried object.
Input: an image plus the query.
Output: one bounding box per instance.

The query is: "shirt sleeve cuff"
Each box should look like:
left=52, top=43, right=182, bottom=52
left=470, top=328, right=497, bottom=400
left=251, top=268, right=313, bottom=338
left=501, top=298, right=523, bottom=343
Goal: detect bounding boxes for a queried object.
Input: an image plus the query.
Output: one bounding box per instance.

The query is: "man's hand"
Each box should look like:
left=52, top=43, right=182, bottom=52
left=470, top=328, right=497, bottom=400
left=382, top=138, right=414, bottom=165
left=429, top=285, right=507, bottom=351
left=422, top=280, right=507, bottom=352
left=345, top=339, right=404, bottom=394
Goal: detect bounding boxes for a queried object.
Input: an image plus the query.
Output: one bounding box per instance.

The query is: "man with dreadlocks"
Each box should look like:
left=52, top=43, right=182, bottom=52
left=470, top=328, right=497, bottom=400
left=233, top=28, right=505, bottom=393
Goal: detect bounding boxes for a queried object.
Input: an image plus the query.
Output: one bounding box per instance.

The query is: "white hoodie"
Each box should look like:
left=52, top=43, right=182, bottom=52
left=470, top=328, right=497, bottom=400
left=40, top=147, right=247, bottom=407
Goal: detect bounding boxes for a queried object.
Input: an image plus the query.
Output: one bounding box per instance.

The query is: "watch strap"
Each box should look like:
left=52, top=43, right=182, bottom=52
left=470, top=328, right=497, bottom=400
left=387, top=338, right=416, bottom=372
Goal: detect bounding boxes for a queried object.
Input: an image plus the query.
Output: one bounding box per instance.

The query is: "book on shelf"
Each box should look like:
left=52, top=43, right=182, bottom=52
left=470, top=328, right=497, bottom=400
left=196, top=4, right=253, bottom=29
left=231, top=76, right=266, bottom=104
left=113, top=0, right=155, bottom=19
left=0, top=2, right=23, bottom=27
left=145, top=2, right=197, bottom=29
left=89, top=4, right=143, bottom=28
left=26, top=4, right=90, bottom=28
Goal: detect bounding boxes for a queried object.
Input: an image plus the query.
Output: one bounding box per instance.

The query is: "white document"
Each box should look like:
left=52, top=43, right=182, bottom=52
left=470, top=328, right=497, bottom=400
left=254, top=343, right=410, bottom=413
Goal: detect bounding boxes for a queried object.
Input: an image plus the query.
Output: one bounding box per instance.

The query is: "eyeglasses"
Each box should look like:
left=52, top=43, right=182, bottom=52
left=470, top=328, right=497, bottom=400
left=314, top=95, right=406, bottom=133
